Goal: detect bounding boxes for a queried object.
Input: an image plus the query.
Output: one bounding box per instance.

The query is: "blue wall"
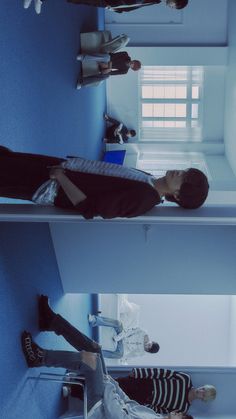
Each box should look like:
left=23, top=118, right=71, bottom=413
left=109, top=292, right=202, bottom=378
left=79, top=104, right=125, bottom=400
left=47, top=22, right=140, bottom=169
left=0, top=0, right=106, bottom=161
left=51, top=222, right=236, bottom=294
left=105, top=0, right=228, bottom=45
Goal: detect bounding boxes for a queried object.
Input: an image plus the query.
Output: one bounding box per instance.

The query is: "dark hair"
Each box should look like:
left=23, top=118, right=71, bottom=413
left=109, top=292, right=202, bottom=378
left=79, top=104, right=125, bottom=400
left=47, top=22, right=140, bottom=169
left=173, top=0, right=189, bottom=9
left=131, top=60, right=142, bottom=71
left=165, top=168, right=209, bottom=209
left=130, top=130, right=136, bottom=137
left=148, top=341, right=160, bottom=353
left=184, top=415, right=193, bottom=419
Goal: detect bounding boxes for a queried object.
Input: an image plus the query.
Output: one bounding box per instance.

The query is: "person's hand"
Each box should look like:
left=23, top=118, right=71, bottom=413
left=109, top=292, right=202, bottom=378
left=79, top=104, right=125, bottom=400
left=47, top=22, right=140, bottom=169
left=100, top=61, right=112, bottom=74
left=169, top=412, right=183, bottom=419
left=49, top=166, right=65, bottom=180
left=101, top=68, right=111, bottom=75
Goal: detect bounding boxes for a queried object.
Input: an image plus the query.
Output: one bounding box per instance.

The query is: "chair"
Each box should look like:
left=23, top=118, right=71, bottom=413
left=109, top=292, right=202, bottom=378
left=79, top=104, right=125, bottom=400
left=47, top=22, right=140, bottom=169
left=28, top=371, right=87, bottom=419
left=80, top=31, right=129, bottom=55
left=79, top=31, right=130, bottom=86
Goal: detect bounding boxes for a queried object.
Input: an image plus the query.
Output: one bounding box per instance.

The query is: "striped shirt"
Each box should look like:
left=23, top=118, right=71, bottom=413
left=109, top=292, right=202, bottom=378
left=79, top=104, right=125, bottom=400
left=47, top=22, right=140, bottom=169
left=132, top=368, right=192, bottom=414
left=32, top=157, right=155, bottom=205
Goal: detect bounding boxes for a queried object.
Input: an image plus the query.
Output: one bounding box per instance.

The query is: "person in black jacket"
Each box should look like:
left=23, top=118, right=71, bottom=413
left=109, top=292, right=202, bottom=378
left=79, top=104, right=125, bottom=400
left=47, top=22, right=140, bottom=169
left=103, top=114, right=136, bottom=144
left=0, top=146, right=209, bottom=219
left=24, top=0, right=188, bottom=15
left=77, top=52, right=141, bottom=90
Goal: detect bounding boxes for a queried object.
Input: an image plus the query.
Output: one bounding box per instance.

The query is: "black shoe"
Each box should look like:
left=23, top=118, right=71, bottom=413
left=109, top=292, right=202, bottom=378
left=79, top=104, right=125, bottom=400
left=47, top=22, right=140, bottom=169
left=21, top=331, right=45, bottom=367
left=38, top=294, right=55, bottom=331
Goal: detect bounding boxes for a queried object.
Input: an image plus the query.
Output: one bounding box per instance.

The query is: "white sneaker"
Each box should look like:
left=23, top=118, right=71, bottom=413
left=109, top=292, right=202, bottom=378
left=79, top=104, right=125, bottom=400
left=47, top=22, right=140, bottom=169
left=76, top=54, right=85, bottom=61
left=23, top=0, right=33, bottom=9
left=76, top=82, right=82, bottom=90
left=34, top=0, right=43, bottom=14
left=88, top=314, right=96, bottom=324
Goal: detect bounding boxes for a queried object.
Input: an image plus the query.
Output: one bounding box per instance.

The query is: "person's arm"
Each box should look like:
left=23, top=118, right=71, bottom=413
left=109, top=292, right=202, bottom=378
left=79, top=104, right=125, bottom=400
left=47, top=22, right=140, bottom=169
left=50, top=167, right=87, bottom=207
left=101, top=68, right=112, bottom=74
left=100, top=61, right=113, bottom=74
left=103, top=381, right=131, bottom=419
left=130, top=368, right=180, bottom=379
left=110, top=68, right=128, bottom=75
left=114, top=123, right=124, bottom=144
left=115, top=123, right=123, bottom=133
left=55, top=177, right=160, bottom=219
left=143, top=334, right=150, bottom=345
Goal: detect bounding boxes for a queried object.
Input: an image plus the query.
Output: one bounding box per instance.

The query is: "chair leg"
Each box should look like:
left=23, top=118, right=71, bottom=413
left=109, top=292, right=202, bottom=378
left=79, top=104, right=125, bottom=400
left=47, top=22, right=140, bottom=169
left=27, top=372, right=87, bottom=419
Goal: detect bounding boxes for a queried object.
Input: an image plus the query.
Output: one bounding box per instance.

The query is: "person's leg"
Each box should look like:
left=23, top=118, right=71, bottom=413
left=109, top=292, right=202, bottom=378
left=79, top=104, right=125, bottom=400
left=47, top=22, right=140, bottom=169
left=21, top=332, right=104, bottom=412
left=89, top=315, right=124, bottom=358
left=0, top=151, right=65, bottom=201
left=102, top=339, right=124, bottom=359
left=81, top=54, right=110, bottom=62
left=105, top=125, right=118, bottom=143
left=89, top=314, right=123, bottom=334
left=104, top=115, right=120, bottom=125
left=38, top=295, right=107, bottom=373
left=45, top=350, right=104, bottom=411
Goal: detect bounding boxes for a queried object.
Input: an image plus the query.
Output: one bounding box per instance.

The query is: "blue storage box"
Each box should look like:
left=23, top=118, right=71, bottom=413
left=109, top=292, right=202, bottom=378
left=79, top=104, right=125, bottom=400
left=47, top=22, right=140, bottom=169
left=102, top=150, right=126, bottom=165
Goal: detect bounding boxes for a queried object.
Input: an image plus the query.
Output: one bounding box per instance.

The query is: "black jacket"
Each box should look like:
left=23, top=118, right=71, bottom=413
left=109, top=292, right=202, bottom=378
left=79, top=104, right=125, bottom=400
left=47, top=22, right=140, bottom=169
left=55, top=170, right=161, bottom=219
left=109, top=52, right=131, bottom=76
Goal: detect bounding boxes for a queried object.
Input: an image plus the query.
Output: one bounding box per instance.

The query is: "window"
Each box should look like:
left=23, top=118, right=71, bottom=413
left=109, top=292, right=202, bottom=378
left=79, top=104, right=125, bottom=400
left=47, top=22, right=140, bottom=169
left=139, top=66, right=204, bottom=141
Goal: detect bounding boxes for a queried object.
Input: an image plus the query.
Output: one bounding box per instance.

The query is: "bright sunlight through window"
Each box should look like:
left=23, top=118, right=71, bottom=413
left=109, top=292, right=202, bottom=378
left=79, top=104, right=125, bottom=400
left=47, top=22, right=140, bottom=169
left=139, top=66, right=204, bottom=141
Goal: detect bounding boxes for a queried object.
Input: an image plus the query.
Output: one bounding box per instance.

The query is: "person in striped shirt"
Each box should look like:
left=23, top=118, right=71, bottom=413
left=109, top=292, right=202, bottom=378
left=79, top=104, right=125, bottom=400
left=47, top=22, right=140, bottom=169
left=21, top=295, right=195, bottom=419
left=116, top=367, right=216, bottom=414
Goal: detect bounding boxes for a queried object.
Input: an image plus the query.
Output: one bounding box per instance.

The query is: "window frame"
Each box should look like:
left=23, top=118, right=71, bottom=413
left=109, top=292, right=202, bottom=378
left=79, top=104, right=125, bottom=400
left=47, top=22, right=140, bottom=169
left=139, top=66, right=204, bottom=141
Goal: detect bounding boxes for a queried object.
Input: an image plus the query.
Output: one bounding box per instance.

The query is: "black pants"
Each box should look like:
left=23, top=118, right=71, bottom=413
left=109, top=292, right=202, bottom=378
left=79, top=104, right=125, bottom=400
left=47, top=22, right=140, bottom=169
left=0, top=148, right=64, bottom=201
left=44, top=313, right=107, bottom=412
left=116, top=376, right=153, bottom=405
left=51, top=313, right=107, bottom=373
